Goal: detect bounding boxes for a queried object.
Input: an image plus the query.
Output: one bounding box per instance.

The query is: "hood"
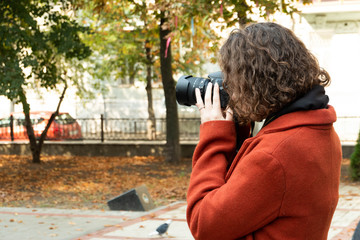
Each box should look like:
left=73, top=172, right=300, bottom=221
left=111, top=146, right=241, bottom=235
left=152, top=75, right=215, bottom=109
left=256, top=85, right=336, bottom=135
left=263, top=85, right=329, bottom=127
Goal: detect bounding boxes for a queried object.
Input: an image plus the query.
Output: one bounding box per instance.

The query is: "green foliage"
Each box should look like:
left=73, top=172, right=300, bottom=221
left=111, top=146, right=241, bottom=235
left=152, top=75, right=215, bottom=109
left=194, top=0, right=309, bottom=28
left=350, top=130, right=360, bottom=181
left=74, top=0, right=145, bottom=96
left=0, top=0, right=91, bottom=102
left=0, top=0, right=91, bottom=163
left=76, top=0, right=307, bottom=88
left=76, top=0, right=223, bottom=90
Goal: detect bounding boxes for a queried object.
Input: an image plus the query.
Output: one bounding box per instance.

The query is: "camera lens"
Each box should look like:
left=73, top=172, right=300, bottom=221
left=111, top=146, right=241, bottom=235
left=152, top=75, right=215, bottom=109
left=176, top=72, right=229, bottom=108
left=176, top=75, right=208, bottom=106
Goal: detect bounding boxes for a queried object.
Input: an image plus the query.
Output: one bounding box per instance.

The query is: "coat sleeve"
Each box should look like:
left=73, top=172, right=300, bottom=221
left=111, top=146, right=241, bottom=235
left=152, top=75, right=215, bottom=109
left=186, top=121, right=286, bottom=240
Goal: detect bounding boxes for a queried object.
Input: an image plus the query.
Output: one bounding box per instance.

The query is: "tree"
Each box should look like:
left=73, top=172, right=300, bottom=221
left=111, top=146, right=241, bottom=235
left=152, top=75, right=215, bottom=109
left=76, top=0, right=218, bottom=163
left=159, top=10, right=181, bottom=162
left=350, top=130, right=360, bottom=181
left=152, top=0, right=312, bottom=163
left=76, top=0, right=307, bottom=163
left=76, top=0, right=159, bottom=139
left=0, top=0, right=91, bottom=163
left=150, top=0, right=224, bottom=163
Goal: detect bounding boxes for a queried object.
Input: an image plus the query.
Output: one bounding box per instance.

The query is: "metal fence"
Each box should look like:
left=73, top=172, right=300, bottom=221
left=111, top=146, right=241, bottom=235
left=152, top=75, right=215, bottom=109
left=0, top=115, right=201, bottom=142
left=0, top=115, right=359, bottom=143
left=77, top=116, right=201, bottom=141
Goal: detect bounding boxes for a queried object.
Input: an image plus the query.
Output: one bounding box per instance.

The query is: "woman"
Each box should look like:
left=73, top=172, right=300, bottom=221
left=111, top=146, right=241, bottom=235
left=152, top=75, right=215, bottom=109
left=186, top=22, right=342, bottom=240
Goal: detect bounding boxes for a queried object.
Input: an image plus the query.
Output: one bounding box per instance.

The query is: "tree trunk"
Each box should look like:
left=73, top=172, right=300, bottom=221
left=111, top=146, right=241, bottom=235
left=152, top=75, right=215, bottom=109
left=19, top=86, right=67, bottom=164
left=145, top=40, right=156, bottom=140
left=19, top=90, right=41, bottom=163
left=159, top=14, right=181, bottom=163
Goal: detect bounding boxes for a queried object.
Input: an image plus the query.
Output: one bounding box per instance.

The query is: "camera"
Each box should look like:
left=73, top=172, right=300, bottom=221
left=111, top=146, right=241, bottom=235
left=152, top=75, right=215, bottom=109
left=175, top=71, right=229, bottom=109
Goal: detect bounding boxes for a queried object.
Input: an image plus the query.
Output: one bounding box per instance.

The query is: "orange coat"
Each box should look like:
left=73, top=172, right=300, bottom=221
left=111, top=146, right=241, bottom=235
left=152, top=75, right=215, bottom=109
left=187, top=106, right=342, bottom=240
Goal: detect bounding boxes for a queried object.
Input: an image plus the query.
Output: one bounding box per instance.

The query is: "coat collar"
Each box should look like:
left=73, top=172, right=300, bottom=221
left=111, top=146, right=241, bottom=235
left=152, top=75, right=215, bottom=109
left=256, top=105, right=337, bottom=137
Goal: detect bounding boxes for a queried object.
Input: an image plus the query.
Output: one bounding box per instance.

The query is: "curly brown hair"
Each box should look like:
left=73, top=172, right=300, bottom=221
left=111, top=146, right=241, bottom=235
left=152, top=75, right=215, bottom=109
left=219, top=22, right=330, bottom=125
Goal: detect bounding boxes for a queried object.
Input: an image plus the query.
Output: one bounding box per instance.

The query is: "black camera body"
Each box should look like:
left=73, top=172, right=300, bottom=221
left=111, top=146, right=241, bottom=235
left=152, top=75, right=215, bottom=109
left=176, top=71, right=229, bottom=109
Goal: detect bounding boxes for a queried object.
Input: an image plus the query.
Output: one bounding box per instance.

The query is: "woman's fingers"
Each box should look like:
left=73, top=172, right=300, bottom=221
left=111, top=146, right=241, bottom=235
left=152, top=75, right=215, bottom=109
left=212, top=82, right=221, bottom=109
left=204, top=82, right=212, bottom=107
left=196, top=82, right=233, bottom=124
left=195, top=88, right=204, bottom=110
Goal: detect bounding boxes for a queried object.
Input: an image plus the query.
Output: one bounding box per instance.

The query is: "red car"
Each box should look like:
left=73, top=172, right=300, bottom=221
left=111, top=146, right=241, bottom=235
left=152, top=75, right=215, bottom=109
left=0, top=111, right=82, bottom=140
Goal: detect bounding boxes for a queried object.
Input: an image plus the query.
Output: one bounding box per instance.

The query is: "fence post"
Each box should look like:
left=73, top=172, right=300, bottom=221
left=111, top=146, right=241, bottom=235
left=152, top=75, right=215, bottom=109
left=101, top=114, right=104, bottom=142
left=10, top=115, right=14, bottom=141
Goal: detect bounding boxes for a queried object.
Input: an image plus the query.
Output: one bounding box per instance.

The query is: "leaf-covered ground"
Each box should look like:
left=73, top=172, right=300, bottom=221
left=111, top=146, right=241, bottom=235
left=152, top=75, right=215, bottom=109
left=0, top=155, right=192, bottom=210
left=0, top=155, right=357, bottom=211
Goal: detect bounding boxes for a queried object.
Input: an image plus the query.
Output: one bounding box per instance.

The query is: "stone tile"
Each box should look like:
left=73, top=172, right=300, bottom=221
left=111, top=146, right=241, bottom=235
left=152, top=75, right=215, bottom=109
left=338, top=197, right=360, bottom=210
left=157, top=205, right=187, bottom=220
left=105, top=219, right=193, bottom=239
left=331, top=211, right=360, bottom=227
left=328, top=227, right=343, bottom=239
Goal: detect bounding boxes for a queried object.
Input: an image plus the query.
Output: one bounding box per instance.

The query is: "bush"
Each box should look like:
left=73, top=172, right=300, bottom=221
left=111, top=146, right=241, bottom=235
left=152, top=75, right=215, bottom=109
left=350, top=130, right=360, bottom=181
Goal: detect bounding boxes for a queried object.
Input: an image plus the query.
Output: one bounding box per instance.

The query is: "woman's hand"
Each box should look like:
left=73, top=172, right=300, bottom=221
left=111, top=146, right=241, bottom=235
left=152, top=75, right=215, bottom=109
left=196, top=82, right=233, bottom=124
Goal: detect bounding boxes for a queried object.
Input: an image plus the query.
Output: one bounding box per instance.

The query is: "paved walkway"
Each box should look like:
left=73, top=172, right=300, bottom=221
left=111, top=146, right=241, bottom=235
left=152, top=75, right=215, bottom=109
left=0, top=182, right=359, bottom=240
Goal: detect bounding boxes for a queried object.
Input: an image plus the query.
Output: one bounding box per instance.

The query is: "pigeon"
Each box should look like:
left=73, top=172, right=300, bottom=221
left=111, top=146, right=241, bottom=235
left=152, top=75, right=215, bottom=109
left=149, top=219, right=172, bottom=237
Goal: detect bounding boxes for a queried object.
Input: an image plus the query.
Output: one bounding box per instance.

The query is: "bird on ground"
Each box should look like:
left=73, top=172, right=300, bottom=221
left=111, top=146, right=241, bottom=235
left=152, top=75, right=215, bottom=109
left=149, top=219, right=172, bottom=237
